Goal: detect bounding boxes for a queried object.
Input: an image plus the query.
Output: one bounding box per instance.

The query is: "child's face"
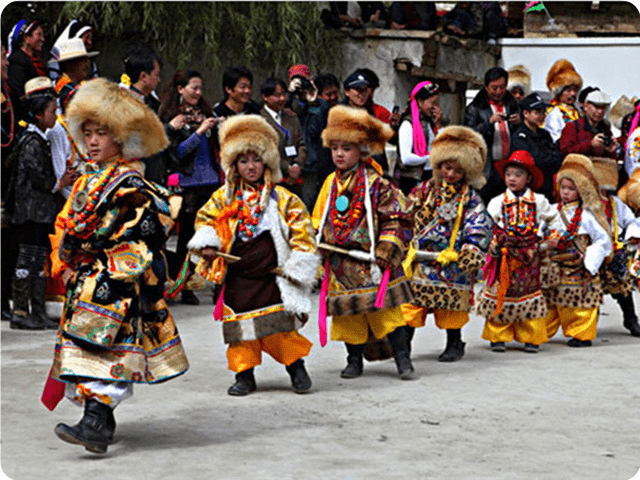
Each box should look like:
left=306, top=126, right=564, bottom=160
left=236, top=152, right=265, bottom=185
left=37, top=100, right=57, bottom=130
left=504, top=165, right=531, bottom=193
left=439, top=160, right=465, bottom=184
left=559, top=178, right=579, bottom=204
left=82, top=120, right=122, bottom=163
left=330, top=141, right=361, bottom=171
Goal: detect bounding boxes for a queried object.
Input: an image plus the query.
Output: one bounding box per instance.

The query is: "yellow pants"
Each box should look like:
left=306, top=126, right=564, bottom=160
left=482, top=317, right=548, bottom=345
left=545, top=305, right=599, bottom=341
left=331, top=306, right=406, bottom=345
left=401, top=304, right=469, bottom=330
left=226, top=330, right=312, bottom=373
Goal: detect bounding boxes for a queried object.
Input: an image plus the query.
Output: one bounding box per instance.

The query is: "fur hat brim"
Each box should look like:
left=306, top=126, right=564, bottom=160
left=65, top=78, right=168, bottom=160
left=507, top=65, right=531, bottom=96
left=217, top=114, right=281, bottom=184
left=321, top=105, right=393, bottom=155
left=546, top=59, right=583, bottom=98
left=429, top=126, right=487, bottom=189
left=618, top=169, right=640, bottom=213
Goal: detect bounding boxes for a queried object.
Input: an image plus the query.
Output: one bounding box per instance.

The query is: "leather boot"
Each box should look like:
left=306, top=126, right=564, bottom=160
left=54, top=399, right=115, bottom=454
left=10, top=277, right=44, bottom=330
left=406, top=325, right=415, bottom=356
left=285, top=359, right=312, bottom=393
left=340, top=343, right=365, bottom=379
left=614, top=293, right=640, bottom=337
left=228, top=368, right=257, bottom=396
left=438, top=329, right=466, bottom=362
left=31, top=277, right=59, bottom=329
left=387, top=326, right=418, bottom=380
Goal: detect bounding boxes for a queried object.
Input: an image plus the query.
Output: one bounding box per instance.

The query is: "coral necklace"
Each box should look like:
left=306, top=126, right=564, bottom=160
left=236, top=181, right=264, bottom=239
left=502, top=189, right=538, bottom=236
left=556, top=203, right=583, bottom=251
left=329, top=164, right=366, bottom=245
left=65, top=157, right=127, bottom=239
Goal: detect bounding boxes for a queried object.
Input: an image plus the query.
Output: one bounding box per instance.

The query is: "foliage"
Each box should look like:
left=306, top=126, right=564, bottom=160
left=56, top=2, right=340, bottom=75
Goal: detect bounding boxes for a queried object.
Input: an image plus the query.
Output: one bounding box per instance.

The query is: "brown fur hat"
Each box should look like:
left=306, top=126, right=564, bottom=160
left=546, top=59, right=583, bottom=98
left=618, top=169, right=640, bottom=213
left=429, top=126, right=487, bottom=189
left=218, top=114, right=281, bottom=183
left=556, top=154, right=608, bottom=231
left=66, top=78, right=168, bottom=160
left=321, top=105, right=393, bottom=155
left=507, top=65, right=531, bottom=96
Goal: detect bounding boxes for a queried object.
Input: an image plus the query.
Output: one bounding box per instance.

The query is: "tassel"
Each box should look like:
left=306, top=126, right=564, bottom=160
left=374, top=268, right=391, bottom=309
left=41, top=366, right=66, bottom=411
left=164, top=255, right=191, bottom=300
left=402, top=243, right=417, bottom=279
left=318, top=258, right=330, bottom=347
left=483, top=256, right=498, bottom=285
left=213, top=284, right=226, bottom=321
left=493, top=247, right=510, bottom=318
left=436, top=249, right=459, bottom=267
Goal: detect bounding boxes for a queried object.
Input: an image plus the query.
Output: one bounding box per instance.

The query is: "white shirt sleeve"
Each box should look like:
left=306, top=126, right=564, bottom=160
left=543, top=108, right=565, bottom=143
left=581, top=210, right=613, bottom=275
left=398, top=120, right=431, bottom=169
left=612, top=195, right=640, bottom=241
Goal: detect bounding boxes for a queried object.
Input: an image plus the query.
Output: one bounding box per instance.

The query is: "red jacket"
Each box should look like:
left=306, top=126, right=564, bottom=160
left=559, top=117, right=619, bottom=159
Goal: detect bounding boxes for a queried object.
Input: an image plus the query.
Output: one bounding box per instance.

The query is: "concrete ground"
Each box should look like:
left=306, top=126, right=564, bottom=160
left=2, top=289, right=640, bottom=480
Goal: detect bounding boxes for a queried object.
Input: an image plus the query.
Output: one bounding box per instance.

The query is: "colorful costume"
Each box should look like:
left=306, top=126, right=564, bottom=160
left=542, top=59, right=582, bottom=142
left=402, top=126, right=492, bottom=362
left=544, top=155, right=613, bottom=345
left=44, top=78, right=188, bottom=454
left=313, top=105, right=415, bottom=379
left=188, top=114, right=319, bottom=395
left=477, top=151, right=561, bottom=349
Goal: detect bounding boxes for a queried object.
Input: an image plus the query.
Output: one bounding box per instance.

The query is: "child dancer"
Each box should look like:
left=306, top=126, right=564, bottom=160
left=544, top=154, right=613, bottom=346
left=45, top=78, right=189, bottom=454
left=401, top=126, right=493, bottom=362
left=188, top=115, right=319, bottom=396
left=477, top=150, right=560, bottom=352
left=312, top=105, right=415, bottom=379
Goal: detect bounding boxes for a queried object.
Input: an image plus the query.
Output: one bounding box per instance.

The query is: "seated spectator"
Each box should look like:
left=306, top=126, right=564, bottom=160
left=510, top=93, right=562, bottom=201
left=315, top=73, right=341, bottom=108
left=359, top=2, right=388, bottom=28
left=389, top=2, right=438, bottom=30
left=320, top=2, right=363, bottom=29
left=442, top=2, right=482, bottom=37
left=213, top=66, right=260, bottom=118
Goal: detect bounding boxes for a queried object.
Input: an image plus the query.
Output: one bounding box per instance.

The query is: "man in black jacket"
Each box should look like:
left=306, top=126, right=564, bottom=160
left=464, top=67, right=520, bottom=203
left=510, top=93, right=562, bottom=201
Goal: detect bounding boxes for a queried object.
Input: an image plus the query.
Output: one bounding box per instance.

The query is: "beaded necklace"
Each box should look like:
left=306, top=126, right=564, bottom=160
left=235, top=180, right=265, bottom=239
left=556, top=202, right=583, bottom=251
left=502, top=189, right=538, bottom=236
left=65, top=157, right=127, bottom=239
left=329, top=164, right=366, bottom=245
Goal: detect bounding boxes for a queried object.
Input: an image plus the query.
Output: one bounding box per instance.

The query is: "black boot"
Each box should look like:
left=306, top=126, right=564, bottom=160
left=31, top=277, right=59, bottom=329
left=387, top=326, right=418, bottom=380
left=54, top=399, right=115, bottom=454
left=438, top=329, right=466, bottom=362
left=340, top=343, right=365, bottom=379
left=406, top=325, right=415, bottom=356
left=614, top=293, right=640, bottom=337
left=228, top=368, right=256, bottom=396
left=285, top=359, right=312, bottom=393
left=10, top=277, right=44, bottom=330
left=181, top=289, right=200, bottom=305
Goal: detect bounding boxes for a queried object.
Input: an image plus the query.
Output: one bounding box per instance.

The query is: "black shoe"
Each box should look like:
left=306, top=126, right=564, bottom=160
left=10, top=313, right=45, bottom=330
left=523, top=343, right=539, bottom=353
left=228, top=369, right=256, bottom=396
left=286, top=359, right=312, bottom=393
left=181, top=290, right=200, bottom=305
left=438, top=339, right=466, bottom=362
left=2, top=309, right=12, bottom=321
left=340, top=343, right=364, bottom=379
left=567, top=338, right=592, bottom=347
left=54, top=399, right=114, bottom=454
left=623, top=317, right=640, bottom=337
left=490, top=342, right=506, bottom=352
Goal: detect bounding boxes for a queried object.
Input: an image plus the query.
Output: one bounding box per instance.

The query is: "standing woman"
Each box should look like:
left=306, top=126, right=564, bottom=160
left=396, top=81, right=441, bottom=195
left=159, top=70, right=220, bottom=304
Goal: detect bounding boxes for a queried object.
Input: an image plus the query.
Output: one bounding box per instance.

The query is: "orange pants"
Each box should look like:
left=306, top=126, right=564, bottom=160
left=226, top=330, right=312, bottom=373
left=545, top=306, right=599, bottom=341
left=401, top=304, right=469, bottom=330
left=482, top=317, right=548, bottom=345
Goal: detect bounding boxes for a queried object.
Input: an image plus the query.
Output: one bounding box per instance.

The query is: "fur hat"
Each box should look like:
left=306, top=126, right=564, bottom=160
left=546, top=59, right=583, bottom=98
left=556, top=154, right=608, bottom=230
left=65, top=78, right=168, bottom=160
left=495, top=150, right=544, bottom=192
left=618, top=169, right=640, bottom=213
left=610, top=94, right=638, bottom=130
left=591, top=156, right=618, bottom=192
left=429, top=126, right=487, bottom=189
left=321, top=105, right=393, bottom=155
left=507, top=65, right=531, bottom=96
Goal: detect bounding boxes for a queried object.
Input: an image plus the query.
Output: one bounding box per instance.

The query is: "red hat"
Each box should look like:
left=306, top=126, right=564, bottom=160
left=288, top=64, right=311, bottom=80
left=495, top=150, right=544, bottom=191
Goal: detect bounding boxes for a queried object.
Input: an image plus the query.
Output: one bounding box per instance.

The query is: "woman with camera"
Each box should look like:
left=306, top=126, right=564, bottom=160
left=159, top=70, right=220, bottom=304
left=396, top=80, right=441, bottom=195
